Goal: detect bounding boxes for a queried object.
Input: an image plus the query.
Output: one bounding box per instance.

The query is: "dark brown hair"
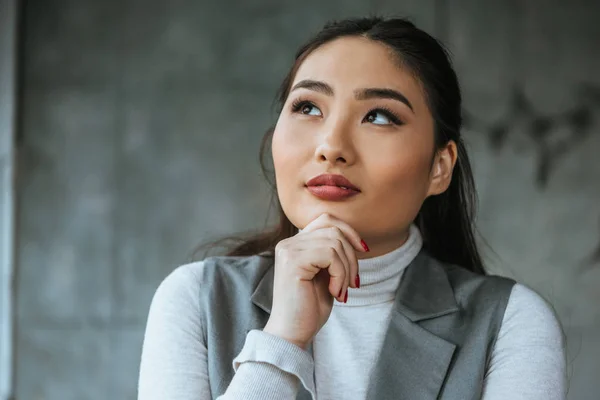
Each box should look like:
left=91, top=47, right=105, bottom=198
left=197, top=16, right=486, bottom=275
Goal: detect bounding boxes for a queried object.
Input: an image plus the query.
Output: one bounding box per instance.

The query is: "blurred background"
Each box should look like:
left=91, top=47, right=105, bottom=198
left=0, top=0, right=599, bottom=399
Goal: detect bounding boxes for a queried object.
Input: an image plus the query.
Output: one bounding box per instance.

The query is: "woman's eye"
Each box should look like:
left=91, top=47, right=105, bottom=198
left=292, top=101, right=322, bottom=116
left=301, top=104, right=322, bottom=116
left=364, top=109, right=402, bottom=126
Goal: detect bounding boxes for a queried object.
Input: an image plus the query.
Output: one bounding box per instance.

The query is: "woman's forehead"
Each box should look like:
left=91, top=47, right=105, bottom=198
left=291, top=36, right=421, bottom=95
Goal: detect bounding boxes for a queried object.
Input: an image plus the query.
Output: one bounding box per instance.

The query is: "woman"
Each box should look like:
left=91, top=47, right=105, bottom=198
left=138, top=17, right=566, bottom=399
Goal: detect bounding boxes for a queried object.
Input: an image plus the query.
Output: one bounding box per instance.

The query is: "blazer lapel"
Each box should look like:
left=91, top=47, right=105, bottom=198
left=250, top=261, right=274, bottom=314
left=367, top=251, right=459, bottom=400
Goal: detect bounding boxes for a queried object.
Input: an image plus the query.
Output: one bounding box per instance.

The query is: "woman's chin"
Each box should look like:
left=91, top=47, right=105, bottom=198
left=292, top=204, right=361, bottom=228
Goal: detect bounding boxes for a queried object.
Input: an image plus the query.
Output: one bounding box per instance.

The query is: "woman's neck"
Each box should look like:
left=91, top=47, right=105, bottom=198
left=337, top=224, right=423, bottom=306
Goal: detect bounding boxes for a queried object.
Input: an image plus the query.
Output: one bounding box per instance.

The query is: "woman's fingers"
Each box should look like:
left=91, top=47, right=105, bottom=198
left=291, top=213, right=369, bottom=300
left=338, top=235, right=360, bottom=289
left=300, top=246, right=347, bottom=301
left=294, top=232, right=357, bottom=291
left=297, top=239, right=353, bottom=301
left=297, top=215, right=365, bottom=289
left=301, top=213, right=369, bottom=254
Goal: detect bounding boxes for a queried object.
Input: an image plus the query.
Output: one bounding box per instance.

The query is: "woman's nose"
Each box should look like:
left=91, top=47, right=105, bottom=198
left=313, top=120, right=356, bottom=165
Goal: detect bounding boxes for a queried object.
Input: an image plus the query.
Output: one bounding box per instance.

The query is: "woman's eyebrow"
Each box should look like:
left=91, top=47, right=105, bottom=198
left=290, top=80, right=414, bottom=113
left=291, top=79, right=334, bottom=96
left=355, top=88, right=414, bottom=112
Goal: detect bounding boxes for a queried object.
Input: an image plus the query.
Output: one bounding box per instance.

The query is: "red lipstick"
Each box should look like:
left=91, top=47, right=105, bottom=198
left=305, top=174, right=360, bottom=201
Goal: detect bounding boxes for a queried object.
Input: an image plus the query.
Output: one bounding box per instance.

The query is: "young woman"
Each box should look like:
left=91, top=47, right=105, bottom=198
left=138, top=17, right=566, bottom=400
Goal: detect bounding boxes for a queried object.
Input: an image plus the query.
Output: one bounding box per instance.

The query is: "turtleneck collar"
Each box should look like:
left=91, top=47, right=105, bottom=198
left=335, top=224, right=423, bottom=307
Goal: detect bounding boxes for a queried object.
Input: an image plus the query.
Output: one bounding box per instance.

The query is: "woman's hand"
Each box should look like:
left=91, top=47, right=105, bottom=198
left=263, top=213, right=368, bottom=349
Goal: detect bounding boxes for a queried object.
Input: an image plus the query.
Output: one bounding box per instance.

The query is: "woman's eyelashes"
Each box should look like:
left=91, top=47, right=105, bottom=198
left=363, top=107, right=403, bottom=126
left=290, top=99, right=404, bottom=126
left=291, top=99, right=322, bottom=116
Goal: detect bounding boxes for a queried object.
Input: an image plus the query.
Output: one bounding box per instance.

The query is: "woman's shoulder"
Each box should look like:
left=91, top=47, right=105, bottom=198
left=438, top=260, right=517, bottom=308
left=441, top=262, right=565, bottom=349
left=451, top=266, right=561, bottom=332
left=194, top=254, right=274, bottom=278
left=147, top=261, right=208, bottom=317
left=440, top=260, right=560, bottom=329
left=151, top=255, right=273, bottom=308
left=500, top=283, right=565, bottom=342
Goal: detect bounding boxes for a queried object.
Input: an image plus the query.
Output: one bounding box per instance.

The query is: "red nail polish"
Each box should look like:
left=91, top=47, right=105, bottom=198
left=360, top=240, right=370, bottom=252
left=355, top=275, right=360, bottom=288
left=344, top=290, right=348, bottom=303
left=338, top=288, right=343, bottom=298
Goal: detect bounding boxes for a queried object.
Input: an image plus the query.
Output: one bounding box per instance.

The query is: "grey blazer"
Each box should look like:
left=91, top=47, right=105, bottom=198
left=197, top=250, right=515, bottom=399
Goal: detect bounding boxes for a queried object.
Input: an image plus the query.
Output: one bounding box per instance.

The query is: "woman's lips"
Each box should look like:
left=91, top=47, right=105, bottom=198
left=305, top=173, right=360, bottom=201
left=305, top=185, right=360, bottom=201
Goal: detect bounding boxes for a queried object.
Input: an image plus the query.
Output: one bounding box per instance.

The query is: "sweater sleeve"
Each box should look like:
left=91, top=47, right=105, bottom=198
left=227, top=330, right=316, bottom=399
left=481, top=283, right=567, bottom=400
left=137, top=262, right=315, bottom=400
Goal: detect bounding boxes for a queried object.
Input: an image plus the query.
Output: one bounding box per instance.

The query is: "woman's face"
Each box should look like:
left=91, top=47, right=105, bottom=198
left=272, top=36, right=456, bottom=256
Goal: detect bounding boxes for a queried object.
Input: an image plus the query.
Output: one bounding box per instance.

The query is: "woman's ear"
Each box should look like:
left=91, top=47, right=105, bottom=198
left=426, top=140, right=458, bottom=196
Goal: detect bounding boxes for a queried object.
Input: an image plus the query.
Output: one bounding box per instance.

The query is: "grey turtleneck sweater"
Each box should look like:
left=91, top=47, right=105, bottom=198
left=138, top=226, right=566, bottom=399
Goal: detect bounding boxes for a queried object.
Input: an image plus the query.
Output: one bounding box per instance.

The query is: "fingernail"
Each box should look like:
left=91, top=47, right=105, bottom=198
left=344, top=290, right=348, bottom=303
left=360, top=240, right=370, bottom=252
left=338, top=288, right=343, bottom=298
left=355, top=274, right=361, bottom=289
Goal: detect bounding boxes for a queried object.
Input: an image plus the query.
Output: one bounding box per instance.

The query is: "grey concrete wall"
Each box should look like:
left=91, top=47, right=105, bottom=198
left=13, top=0, right=600, bottom=399
left=446, top=3, right=600, bottom=399
left=0, top=0, right=17, bottom=398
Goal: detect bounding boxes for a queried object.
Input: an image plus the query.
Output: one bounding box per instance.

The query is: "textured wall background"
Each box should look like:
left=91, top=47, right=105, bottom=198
left=0, top=0, right=17, bottom=398
left=10, top=0, right=600, bottom=399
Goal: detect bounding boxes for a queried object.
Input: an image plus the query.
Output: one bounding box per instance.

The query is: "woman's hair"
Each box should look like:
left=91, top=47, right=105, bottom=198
left=198, top=16, right=486, bottom=275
